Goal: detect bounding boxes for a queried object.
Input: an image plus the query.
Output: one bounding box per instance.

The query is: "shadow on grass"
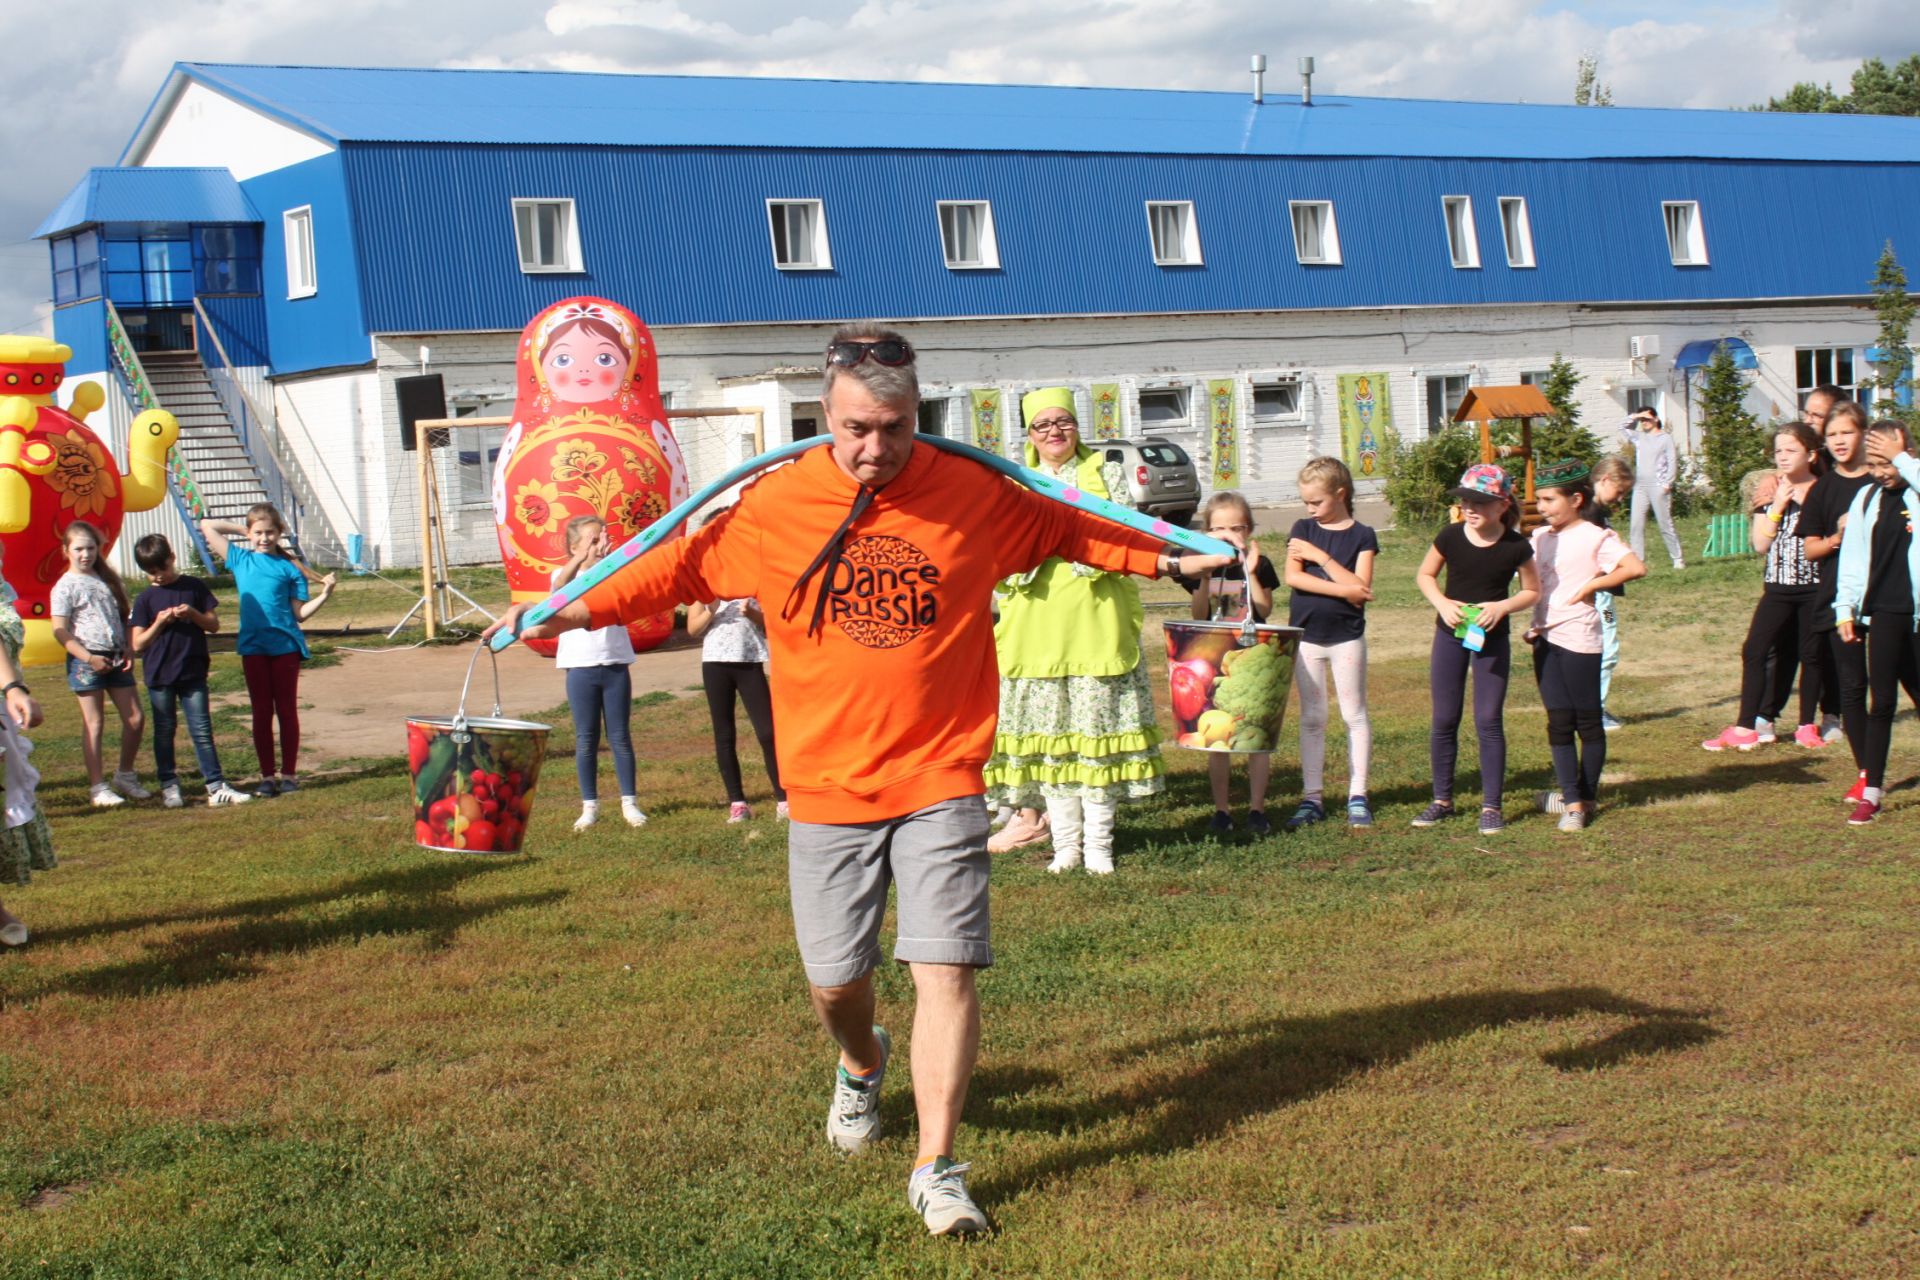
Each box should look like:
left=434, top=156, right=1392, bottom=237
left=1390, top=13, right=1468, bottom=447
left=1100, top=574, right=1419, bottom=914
left=26, top=857, right=526, bottom=947
left=969, top=985, right=1718, bottom=1201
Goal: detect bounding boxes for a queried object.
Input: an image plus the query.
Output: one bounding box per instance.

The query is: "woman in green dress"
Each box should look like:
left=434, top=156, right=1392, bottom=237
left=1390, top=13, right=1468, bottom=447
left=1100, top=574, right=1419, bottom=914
left=984, top=387, right=1165, bottom=874
left=0, top=563, right=55, bottom=948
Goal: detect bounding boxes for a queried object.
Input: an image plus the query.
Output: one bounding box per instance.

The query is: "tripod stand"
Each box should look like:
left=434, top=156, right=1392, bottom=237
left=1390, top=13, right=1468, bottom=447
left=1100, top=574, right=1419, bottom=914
left=396, top=417, right=497, bottom=639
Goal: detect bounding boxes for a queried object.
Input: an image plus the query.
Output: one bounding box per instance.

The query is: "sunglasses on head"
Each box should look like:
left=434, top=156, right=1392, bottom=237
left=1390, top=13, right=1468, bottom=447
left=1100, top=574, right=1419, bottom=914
left=826, top=339, right=914, bottom=368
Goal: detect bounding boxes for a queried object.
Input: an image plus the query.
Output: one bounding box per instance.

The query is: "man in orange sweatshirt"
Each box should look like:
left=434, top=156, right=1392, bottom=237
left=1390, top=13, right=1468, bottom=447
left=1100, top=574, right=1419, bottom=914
left=490, top=325, right=1238, bottom=1236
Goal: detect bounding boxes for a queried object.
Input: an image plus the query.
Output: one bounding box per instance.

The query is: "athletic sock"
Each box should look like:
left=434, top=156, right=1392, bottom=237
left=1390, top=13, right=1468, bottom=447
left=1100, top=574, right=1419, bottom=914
left=1864, top=787, right=1884, bottom=805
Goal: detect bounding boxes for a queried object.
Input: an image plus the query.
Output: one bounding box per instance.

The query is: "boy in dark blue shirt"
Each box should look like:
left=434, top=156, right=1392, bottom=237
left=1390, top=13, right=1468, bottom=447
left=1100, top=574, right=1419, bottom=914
left=128, top=535, right=252, bottom=809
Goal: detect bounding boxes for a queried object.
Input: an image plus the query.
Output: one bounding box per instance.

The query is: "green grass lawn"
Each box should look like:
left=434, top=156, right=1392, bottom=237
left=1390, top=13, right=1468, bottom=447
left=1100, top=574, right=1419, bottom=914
left=2, top=516, right=1918, bottom=1277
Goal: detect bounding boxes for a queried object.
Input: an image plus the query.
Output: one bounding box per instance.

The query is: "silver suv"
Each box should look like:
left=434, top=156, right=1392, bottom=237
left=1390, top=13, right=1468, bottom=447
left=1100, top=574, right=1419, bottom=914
left=1098, top=438, right=1200, bottom=527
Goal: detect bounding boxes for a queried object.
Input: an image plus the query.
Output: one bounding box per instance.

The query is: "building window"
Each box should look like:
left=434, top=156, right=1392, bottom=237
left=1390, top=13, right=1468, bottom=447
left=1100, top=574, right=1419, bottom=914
left=1626, top=387, right=1662, bottom=416
left=1290, top=201, right=1341, bottom=265
left=1498, top=197, right=1534, bottom=268
left=917, top=396, right=958, bottom=437
left=283, top=207, right=316, bottom=299
left=1138, top=387, right=1191, bottom=431
left=1425, top=374, right=1470, bottom=434
left=937, top=201, right=998, bottom=270
left=452, top=396, right=510, bottom=508
left=1519, top=369, right=1551, bottom=387
left=512, top=199, right=583, bottom=273
left=50, top=230, right=103, bottom=305
left=193, top=225, right=261, bottom=295
left=1145, top=202, right=1201, bottom=266
left=1442, top=196, right=1479, bottom=269
left=1796, top=347, right=1858, bottom=408
left=1663, top=201, right=1707, bottom=266
left=1250, top=378, right=1304, bottom=423
left=768, top=200, right=831, bottom=270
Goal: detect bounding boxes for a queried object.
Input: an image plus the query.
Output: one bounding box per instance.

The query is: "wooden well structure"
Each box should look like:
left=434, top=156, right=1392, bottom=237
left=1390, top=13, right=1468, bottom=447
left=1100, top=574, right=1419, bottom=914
left=1451, top=384, right=1553, bottom=531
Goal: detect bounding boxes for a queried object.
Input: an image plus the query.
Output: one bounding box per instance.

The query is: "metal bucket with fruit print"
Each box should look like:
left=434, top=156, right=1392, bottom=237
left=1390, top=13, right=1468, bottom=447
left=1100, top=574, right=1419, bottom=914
left=407, top=647, right=550, bottom=854
left=1163, top=619, right=1302, bottom=754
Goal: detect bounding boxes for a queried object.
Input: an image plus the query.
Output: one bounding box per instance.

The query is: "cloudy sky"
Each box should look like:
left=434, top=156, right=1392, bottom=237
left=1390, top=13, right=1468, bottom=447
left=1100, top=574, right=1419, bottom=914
left=3, top=0, right=1915, bottom=336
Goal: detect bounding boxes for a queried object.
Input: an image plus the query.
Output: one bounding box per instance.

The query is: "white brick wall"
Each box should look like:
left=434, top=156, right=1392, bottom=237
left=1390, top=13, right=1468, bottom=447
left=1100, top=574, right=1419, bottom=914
left=299, top=300, right=1880, bottom=567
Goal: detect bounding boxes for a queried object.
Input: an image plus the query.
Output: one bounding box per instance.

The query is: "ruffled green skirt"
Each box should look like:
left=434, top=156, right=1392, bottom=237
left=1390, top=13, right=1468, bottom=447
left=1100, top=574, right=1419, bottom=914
left=0, top=807, right=55, bottom=886
left=984, top=659, right=1166, bottom=807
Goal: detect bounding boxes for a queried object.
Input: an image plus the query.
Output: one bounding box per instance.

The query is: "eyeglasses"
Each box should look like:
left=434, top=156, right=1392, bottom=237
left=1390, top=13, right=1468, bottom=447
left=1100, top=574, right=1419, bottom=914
left=1027, top=417, right=1078, bottom=435
left=826, top=339, right=915, bottom=368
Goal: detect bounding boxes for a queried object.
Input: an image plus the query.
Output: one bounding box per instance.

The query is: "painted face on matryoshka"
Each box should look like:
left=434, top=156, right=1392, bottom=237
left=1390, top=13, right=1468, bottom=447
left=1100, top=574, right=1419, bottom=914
left=540, top=318, right=631, bottom=405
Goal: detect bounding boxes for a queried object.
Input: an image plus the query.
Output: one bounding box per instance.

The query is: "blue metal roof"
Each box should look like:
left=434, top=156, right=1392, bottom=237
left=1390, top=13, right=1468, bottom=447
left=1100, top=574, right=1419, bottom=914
left=34, top=167, right=260, bottom=238
left=138, top=62, right=1920, bottom=163
left=1673, top=337, right=1759, bottom=370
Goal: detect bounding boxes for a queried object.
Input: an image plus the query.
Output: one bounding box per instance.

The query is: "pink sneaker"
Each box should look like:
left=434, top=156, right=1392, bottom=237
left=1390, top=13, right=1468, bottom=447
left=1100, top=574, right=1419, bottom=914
left=727, top=801, right=751, bottom=823
left=1845, top=771, right=1868, bottom=804
left=1847, top=799, right=1880, bottom=826
left=1701, top=725, right=1762, bottom=752
left=1792, top=723, right=1827, bottom=749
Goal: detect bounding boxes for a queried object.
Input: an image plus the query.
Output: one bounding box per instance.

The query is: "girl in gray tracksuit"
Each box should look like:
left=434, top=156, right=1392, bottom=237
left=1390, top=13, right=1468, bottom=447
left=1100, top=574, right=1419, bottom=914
left=1619, top=412, right=1684, bottom=569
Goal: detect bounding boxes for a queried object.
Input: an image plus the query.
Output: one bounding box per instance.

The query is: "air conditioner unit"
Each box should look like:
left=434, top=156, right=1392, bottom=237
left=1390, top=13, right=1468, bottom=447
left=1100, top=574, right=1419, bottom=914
left=1628, top=335, right=1662, bottom=360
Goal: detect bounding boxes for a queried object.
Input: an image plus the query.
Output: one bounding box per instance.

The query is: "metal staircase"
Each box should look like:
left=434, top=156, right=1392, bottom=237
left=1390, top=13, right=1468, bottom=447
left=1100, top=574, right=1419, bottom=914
left=140, top=352, right=276, bottom=523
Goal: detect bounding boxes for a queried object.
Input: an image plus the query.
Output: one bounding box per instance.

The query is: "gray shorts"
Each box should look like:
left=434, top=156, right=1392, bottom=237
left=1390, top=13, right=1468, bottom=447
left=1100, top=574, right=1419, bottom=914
left=788, top=795, right=993, bottom=988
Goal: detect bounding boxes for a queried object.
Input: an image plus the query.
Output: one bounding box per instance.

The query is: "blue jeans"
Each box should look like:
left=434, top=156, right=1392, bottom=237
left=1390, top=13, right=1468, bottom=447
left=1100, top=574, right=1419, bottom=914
left=566, top=664, right=636, bottom=802
left=148, top=679, right=225, bottom=791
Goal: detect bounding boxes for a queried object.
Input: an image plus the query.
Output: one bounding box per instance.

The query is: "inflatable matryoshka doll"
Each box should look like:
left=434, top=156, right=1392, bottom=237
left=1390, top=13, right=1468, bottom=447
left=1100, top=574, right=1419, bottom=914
left=492, top=299, right=690, bottom=655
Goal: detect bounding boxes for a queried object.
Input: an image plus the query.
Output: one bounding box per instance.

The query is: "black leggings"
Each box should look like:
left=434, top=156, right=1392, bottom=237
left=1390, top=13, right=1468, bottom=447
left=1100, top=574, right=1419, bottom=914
left=1534, top=640, right=1605, bottom=805
left=1429, top=626, right=1511, bottom=810
left=1738, top=591, right=1822, bottom=727
left=1862, top=616, right=1920, bottom=790
left=1829, top=627, right=1871, bottom=770
left=703, top=662, right=783, bottom=803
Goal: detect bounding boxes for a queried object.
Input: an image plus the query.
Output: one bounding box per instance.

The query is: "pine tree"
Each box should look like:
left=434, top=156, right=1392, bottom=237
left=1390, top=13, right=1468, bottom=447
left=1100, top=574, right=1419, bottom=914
left=1698, top=342, right=1767, bottom=511
left=1867, top=240, right=1916, bottom=424
left=1533, top=353, right=1600, bottom=464
left=1763, top=53, right=1920, bottom=116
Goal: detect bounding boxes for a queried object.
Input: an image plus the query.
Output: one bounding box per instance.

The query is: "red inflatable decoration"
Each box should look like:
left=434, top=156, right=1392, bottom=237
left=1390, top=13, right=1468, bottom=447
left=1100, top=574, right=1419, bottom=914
left=491, top=299, right=689, bottom=655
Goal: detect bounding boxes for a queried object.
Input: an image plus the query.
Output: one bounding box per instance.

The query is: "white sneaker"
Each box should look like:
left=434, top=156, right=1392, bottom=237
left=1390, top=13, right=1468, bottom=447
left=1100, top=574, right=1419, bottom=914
left=1558, top=808, right=1588, bottom=833
left=89, top=784, right=126, bottom=808
left=621, top=798, right=647, bottom=827
left=111, top=770, right=150, bottom=800
left=909, top=1157, right=989, bottom=1236
left=161, top=782, right=183, bottom=809
left=826, top=1026, right=890, bottom=1154
left=207, top=784, right=253, bottom=807
left=573, top=802, right=598, bottom=833
left=1822, top=716, right=1845, bottom=745
left=1752, top=718, right=1777, bottom=745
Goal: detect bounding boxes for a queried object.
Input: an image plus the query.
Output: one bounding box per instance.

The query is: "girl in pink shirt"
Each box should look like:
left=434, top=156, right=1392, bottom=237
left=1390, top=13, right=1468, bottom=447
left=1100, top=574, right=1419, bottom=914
left=1525, top=460, right=1646, bottom=831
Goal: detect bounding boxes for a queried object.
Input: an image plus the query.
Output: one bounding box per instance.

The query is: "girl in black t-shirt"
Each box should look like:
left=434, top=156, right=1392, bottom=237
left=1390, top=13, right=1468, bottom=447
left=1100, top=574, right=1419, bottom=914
left=1412, top=464, right=1541, bottom=835
left=1799, top=400, right=1880, bottom=800
left=1180, top=492, right=1282, bottom=835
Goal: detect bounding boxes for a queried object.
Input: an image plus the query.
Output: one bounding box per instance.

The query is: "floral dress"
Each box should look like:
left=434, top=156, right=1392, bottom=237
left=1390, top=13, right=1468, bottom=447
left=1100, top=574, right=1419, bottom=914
left=0, top=592, right=55, bottom=887
left=983, top=457, right=1166, bottom=807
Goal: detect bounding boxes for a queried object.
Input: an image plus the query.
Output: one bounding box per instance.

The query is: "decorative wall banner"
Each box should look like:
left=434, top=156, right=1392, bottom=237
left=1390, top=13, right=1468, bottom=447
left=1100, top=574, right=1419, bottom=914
left=1090, top=382, right=1123, bottom=441
left=1337, top=372, right=1390, bottom=479
left=1206, top=378, right=1239, bottom=489
left=969, top=387, right=1003, bottom=456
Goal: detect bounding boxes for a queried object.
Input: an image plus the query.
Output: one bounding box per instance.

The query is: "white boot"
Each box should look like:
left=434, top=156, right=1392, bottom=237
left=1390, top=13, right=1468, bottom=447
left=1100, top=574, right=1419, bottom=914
left=1082, top=796, right=1117, bottom=875
left=1045, top=794, right=1084, bottom=873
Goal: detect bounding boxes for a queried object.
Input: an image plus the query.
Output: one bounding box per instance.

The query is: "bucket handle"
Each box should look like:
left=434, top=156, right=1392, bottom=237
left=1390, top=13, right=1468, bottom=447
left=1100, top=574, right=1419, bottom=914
left=451, top=644, right=505, bottom=741
left=1204, top=551, right=1261, bottom=645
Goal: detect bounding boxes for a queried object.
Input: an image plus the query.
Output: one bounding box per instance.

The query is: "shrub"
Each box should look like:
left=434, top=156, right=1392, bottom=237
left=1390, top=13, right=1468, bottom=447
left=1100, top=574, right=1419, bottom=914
left=1697, top=342, right=1769, bottom=512
left=1382, top=423, right=1480, bottom=526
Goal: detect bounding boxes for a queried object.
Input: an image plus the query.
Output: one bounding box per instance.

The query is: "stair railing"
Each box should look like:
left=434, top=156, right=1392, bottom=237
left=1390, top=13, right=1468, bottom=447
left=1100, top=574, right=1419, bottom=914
left=103, top=299, right=217, bottom=570
left=193, top=297, right=359, bottom=569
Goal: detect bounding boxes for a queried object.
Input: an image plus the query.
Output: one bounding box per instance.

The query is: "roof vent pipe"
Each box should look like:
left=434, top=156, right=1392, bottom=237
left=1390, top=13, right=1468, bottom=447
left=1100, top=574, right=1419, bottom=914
left=1299, top=56, right=1315, bottom=106
left=1250, top=54, right=1267, bottom=104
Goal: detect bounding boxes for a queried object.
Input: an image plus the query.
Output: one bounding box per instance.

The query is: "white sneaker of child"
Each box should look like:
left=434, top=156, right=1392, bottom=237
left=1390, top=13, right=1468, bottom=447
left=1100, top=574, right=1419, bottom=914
left=111, top=770, right=151, bottom=801
left=573, top=801, right=598, bottom=832
left=621, top=797, right=647, bottom=827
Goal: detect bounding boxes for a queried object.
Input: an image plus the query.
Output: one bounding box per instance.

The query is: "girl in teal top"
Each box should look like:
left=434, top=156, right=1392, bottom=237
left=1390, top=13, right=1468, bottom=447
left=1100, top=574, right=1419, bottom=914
left=201, top=505, right=335, bottom=796
left=983, top=388, right=1165, bottom=875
